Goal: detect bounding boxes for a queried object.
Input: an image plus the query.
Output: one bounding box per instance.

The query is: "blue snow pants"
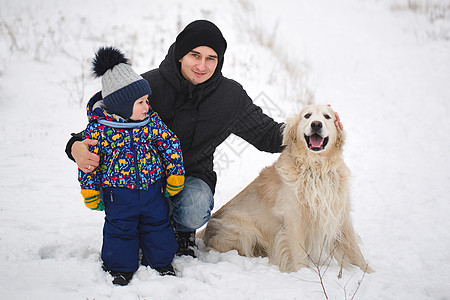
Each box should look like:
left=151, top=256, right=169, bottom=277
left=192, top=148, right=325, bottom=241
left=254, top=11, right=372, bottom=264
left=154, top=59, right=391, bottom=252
left=101, top=181, right=178, bottom=273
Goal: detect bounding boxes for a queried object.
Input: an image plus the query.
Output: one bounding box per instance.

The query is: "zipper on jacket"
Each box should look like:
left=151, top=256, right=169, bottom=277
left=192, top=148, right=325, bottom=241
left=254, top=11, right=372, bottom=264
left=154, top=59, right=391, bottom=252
left=110, top=191, right=114, bottom=202
left=107, top=149, right=120, bottom=175
left=129, top=129, right=140, bottom=188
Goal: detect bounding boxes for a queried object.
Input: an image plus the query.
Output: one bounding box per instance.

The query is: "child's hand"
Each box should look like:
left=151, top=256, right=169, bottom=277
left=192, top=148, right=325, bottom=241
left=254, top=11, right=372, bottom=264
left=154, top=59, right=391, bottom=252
left=165, top=175, right=185, bottom=197
left=81, top=189, right=105, bottom=211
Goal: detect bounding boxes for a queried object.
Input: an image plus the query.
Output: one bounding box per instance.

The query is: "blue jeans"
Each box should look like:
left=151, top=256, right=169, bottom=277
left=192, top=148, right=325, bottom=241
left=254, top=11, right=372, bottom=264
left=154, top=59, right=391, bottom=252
left=167, top=176, right=214, bottom=232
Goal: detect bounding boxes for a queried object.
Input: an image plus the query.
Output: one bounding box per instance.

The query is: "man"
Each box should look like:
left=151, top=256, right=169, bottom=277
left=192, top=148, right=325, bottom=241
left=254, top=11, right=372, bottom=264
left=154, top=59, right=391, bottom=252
left=66, top=20, right=342, bottom=257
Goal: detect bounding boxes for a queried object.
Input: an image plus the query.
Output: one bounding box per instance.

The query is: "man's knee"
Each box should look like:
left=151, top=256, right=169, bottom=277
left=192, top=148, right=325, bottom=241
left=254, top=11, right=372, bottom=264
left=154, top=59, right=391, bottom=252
left=171, top=177, right=214, bottom=231
left=178, top=192, right=213, bottom=229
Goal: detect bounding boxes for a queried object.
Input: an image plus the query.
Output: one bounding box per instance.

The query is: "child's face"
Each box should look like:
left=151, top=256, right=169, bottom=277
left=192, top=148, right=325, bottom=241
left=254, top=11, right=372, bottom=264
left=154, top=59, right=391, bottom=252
left=130, top=95, right=149, bottom=121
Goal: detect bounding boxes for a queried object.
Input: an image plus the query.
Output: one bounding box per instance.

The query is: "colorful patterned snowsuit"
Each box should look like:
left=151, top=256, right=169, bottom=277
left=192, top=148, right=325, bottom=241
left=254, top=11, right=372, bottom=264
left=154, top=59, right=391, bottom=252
left=78, top=92, right=184, bottom=272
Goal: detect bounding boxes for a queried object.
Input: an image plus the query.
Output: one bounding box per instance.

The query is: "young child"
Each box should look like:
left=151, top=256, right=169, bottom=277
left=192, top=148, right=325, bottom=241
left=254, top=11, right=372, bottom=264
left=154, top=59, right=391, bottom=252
left=78, top=47, right=185, bottom=286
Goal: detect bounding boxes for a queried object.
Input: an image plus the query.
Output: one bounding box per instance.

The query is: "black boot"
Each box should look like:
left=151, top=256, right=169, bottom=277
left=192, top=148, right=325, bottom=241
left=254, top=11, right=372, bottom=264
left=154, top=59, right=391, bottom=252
left=175, top=230, right=197, bottom=258
left=103, top=266, right=134, bottom=286
left=111, top=271, right=133, bottom=286
left=155, top=263, right=176, bottom=276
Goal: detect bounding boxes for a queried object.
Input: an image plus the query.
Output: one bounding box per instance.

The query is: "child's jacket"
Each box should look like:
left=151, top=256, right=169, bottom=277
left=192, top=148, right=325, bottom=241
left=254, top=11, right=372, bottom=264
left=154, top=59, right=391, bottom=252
left=78, top=92, right=184, bottom=191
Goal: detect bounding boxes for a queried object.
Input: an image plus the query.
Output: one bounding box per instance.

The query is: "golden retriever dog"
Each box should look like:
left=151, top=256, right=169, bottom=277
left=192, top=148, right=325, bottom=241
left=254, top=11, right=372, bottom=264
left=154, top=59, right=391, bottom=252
left=201, top=105, right=373, bottom=273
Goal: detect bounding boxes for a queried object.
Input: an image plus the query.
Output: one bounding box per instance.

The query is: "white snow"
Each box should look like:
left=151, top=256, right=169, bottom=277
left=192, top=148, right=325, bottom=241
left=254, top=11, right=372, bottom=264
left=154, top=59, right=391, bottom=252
left=1, top=0, right=449, bottom=299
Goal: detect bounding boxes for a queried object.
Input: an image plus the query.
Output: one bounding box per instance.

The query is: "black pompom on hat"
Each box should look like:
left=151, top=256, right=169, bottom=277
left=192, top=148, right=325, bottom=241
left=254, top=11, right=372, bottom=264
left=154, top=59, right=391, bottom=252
left=92, top=47, right=151, bottom=119
left=174, top=20, right=227, bottom=61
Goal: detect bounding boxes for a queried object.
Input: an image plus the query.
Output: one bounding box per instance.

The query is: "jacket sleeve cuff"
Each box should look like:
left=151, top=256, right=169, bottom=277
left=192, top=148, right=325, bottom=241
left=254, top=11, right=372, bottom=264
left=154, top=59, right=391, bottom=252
left=65, top=132, right=84, bottom=162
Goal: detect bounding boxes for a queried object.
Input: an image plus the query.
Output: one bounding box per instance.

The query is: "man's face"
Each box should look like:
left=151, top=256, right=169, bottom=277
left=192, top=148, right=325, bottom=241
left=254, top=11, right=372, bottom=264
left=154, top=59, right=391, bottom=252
left=179, top=46, right=218, bottom=85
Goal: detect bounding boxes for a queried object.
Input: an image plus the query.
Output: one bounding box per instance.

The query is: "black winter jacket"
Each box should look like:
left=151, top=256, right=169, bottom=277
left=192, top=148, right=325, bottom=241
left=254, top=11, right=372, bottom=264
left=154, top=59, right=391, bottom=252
left=66, top=43, right=284, bottom=193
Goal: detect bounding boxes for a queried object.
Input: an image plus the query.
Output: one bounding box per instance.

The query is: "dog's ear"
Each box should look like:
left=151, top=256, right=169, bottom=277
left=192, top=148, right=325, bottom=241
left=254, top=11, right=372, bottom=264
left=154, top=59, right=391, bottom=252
left=282, top=114, right=301, bottom=146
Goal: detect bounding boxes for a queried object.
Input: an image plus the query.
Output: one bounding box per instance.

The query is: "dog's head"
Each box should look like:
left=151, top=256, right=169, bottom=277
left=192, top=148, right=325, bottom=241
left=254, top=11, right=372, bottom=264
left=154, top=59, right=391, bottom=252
left=283, top=105, right=344, bottom=156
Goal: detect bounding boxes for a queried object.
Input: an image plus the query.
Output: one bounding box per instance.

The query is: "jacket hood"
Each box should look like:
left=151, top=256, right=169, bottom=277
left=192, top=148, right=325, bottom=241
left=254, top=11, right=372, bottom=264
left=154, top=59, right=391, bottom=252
left=85, top=92, right=119, bottom=123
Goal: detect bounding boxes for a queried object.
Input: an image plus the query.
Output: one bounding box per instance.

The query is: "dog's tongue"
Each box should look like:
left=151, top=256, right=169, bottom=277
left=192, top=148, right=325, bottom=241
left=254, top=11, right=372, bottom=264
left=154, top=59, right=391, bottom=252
left=310, top=134, right=324, bottom=148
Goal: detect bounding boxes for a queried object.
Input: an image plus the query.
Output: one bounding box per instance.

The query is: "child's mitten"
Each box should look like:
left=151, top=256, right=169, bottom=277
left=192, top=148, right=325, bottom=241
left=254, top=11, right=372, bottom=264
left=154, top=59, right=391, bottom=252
left=81, top=189, right=105, bottom=211
left=165, top=175, right=185, bottom=197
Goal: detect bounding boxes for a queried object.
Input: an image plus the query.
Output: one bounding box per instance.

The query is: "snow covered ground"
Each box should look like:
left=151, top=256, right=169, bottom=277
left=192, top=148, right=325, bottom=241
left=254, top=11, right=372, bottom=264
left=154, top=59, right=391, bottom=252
left=1, top=0, right=449, bottom=299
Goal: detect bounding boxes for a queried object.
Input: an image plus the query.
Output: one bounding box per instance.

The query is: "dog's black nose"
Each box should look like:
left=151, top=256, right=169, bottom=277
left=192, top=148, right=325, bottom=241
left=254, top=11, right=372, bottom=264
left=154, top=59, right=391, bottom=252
left=311, top=121, right=322, bottom=129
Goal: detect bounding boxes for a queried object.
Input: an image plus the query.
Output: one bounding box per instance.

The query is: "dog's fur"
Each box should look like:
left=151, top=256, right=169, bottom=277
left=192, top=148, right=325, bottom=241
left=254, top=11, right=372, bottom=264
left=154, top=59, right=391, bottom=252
left=201, top=105, right=372, bottom=273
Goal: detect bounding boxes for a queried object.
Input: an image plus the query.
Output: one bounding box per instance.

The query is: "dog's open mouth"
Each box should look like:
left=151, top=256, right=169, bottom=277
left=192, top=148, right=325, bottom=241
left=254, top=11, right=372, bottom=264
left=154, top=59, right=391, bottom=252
left=304, top=134, right=329, bottom=152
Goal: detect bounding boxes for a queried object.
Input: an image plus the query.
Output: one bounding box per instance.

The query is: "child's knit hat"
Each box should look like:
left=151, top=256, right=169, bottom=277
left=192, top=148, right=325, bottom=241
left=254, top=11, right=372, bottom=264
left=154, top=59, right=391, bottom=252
left=92, top=47, right=151, bottom=119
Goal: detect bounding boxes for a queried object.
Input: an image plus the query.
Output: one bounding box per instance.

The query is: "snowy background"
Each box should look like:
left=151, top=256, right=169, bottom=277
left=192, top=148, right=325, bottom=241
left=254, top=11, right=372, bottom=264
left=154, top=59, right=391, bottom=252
left=1, top=0, right=450, bottom=299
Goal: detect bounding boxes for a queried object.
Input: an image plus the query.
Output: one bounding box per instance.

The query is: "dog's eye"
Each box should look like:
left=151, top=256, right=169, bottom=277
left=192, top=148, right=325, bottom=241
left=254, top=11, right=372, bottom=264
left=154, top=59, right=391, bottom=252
left=324, top=114, right=331, bottom=120
left=304, top=113, right=311, bottom=119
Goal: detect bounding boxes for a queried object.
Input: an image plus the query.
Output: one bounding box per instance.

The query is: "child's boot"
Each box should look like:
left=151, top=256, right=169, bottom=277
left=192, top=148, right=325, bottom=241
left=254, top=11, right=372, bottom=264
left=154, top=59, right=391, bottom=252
left=155, top=263, right=176, bottom=276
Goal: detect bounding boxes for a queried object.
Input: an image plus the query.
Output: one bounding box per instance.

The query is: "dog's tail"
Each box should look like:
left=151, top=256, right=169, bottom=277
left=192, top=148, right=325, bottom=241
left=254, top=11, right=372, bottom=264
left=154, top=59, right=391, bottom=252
left=202, top=215, right=269, bottom=257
